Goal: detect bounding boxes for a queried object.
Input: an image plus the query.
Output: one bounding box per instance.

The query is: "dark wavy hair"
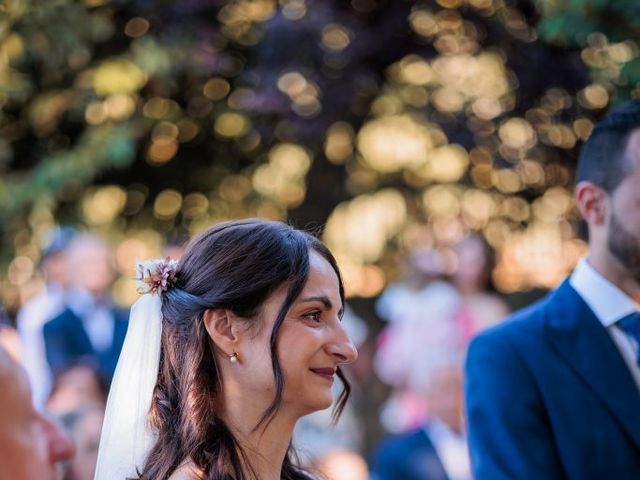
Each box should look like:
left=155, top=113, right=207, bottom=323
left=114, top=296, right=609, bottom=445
left=137, top=219, right=350, bottom=480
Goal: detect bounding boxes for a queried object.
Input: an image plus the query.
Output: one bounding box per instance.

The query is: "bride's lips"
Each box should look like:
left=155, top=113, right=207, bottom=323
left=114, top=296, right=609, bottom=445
left=310, top=367, right=336, bottom=382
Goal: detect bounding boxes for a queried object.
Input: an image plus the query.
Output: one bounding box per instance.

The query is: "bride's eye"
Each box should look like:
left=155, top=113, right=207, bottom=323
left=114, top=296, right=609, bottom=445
left=303, top=310, right=322, bottom=322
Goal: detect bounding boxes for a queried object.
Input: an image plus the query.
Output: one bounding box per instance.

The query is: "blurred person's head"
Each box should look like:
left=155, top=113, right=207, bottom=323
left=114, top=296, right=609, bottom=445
left=403, top=247, right=444, bottom=289
left=60, top=407, right=104, bottom=480
left=452, top=234, right=493, bottom=294
left=575, top=100, right=640, bottom=290
left=424, top=362, right=464, bottom=434
left=47, top=361, right=107, bottom=415
left=0, top=345, right=75, bottom=479
left=43, top=251, right=71, bottom=289
left=40, top=226, right=76, bottom=289
left=68, top=234, right=116, bottom=298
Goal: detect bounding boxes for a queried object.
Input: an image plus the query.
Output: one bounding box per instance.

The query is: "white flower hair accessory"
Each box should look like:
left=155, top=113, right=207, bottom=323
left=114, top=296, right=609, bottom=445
left=135, top=257, right=179, bottom=295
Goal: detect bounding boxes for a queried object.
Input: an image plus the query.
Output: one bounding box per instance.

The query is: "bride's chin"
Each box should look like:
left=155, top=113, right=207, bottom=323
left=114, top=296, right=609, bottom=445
left=304, top=397, right=334, bottom=414
left=285, top=397, right=333, bottom=416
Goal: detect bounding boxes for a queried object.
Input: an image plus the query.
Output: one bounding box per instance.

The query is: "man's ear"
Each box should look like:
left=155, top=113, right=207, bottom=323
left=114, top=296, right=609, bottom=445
left=575, top=181, right=608, bottom=225
left=203, top=309, right=238, bottom=354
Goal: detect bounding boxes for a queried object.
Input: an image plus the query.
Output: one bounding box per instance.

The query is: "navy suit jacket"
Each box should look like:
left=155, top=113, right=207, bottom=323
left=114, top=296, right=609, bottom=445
left=465, top=279, right=640, bottom=479
left=43, top=305, right=128, bottom=384
left=370, top=427, right=449, bottom=480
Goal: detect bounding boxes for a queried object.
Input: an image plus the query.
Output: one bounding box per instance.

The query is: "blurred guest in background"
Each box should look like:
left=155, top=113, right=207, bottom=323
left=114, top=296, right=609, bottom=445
left=466, top=100, right=640, bottom=479
left=370, top=362, right=470, bottom=480
left=0, top=344, right=75, bottom=479
left=374, top=248, right=460, bottom=431
left=374, top=239, right=507, bottom=433
left=60, top=406, right=104, bottom=480
left=374, top=247, right=449, bottom=326
left=43, top=233, right=127, bottom=384
left=450, top=234, right=509, bottom=340
left=17, top=226, right=75, bottom=409
left=46, top=360, right=107, bottom=416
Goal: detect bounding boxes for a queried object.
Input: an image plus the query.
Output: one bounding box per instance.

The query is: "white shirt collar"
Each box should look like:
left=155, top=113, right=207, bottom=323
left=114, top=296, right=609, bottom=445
left=67, top=289, right=112, bottom=318
left=424, top=417, right=465, bottom=443
left=569, top=257, right=639, bottom=327
left=424, top=419, right=471, bottom=480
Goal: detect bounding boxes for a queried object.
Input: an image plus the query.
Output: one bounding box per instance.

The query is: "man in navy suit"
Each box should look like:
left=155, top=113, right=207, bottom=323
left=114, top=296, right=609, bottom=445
left=465, top=101, right=640, bottom=479
left=371, top=364, right=471, bottom=480
left=44, top=234, right=128, bottom=384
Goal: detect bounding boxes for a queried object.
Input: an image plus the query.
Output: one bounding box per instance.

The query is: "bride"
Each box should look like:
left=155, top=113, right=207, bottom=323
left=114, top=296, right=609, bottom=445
left=94, top=219, right=358, bottom=480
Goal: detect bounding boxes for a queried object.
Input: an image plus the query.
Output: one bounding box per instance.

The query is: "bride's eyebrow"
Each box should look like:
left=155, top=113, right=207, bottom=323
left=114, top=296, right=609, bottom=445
left=298, top=296, right=344, bottom=317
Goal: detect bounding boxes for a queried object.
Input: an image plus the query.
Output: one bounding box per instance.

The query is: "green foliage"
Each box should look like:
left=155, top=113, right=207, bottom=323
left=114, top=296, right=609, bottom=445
left=1, top=123, right=139, bottom=211
left=536, top=12, right=599, bottom=45
left=1, top=0, right=634, bottom=302
left=536, top=0, right=640, bottom=98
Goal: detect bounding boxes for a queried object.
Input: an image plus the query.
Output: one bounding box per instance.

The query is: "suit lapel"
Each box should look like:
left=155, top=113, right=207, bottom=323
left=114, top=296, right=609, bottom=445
left=64, top=308, right=93, bottom=354
left=420, top=425, right=452, bottom=480
left=544, top=279, right=640, bottom=449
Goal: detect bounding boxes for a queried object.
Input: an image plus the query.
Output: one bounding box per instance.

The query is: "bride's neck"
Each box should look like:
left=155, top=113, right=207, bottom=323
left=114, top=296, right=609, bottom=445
left=220, top=396, right=298, bottom=480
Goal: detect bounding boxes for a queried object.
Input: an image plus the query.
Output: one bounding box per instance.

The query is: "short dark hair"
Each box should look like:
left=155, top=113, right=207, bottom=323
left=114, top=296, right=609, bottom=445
left=576, top=100, right=640, bottom=193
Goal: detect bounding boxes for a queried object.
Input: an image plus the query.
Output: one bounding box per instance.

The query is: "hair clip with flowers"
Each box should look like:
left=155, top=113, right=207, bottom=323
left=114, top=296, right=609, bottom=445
left=135, top=257, right=179, bottom=295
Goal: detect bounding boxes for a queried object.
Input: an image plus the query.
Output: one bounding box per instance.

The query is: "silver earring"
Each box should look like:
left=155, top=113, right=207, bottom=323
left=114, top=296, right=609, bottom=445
left=229, top=351, right=239, bottom=364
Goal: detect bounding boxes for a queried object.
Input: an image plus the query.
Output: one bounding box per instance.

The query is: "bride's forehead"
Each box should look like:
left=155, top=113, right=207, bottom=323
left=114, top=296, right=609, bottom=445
left=307, top=251, right=338, bottom=280
left=260, top=272, right=340, bottom=312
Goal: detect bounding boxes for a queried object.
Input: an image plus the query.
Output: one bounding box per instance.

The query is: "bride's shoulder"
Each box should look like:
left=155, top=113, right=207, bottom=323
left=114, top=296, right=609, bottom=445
left=168, top=461, right=203, bottom=480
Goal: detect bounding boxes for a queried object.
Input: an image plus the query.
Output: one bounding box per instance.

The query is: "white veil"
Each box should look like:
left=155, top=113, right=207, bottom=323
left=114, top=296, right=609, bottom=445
left=94, top=292, right=163, bottom=479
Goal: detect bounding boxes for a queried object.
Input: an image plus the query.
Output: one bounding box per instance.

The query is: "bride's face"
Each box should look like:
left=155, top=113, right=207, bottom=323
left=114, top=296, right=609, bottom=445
left=238, top=251, right=358, bottom=416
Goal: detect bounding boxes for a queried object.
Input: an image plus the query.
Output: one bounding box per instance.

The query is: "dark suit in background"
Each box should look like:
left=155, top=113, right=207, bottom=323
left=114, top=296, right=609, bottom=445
left=465, top=279, right=640, bottom=479
left=43, top=305, right=128, bottom=384
left=370, top=426, right=450, bottom=480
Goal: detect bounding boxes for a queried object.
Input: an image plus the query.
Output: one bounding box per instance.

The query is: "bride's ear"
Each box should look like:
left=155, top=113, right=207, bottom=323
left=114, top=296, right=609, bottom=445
left=203, top=309, right=239, bottom=353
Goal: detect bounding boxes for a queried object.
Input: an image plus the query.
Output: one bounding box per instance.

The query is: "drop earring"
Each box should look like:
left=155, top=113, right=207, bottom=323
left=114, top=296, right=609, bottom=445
left=229, top=351, right=239, bottom=364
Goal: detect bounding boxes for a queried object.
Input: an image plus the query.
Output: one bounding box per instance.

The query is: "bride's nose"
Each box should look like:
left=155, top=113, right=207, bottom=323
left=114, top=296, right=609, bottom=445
left=326, top=323, right=358, bottom=364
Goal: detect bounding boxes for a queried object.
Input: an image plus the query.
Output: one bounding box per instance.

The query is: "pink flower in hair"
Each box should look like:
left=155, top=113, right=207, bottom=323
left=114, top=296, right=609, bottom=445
left=135, top=257, right=179, bottom=295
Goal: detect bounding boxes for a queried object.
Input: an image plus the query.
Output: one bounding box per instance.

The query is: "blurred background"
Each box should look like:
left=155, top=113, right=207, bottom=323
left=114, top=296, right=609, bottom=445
left=1, top=0, right=639, bottom=479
